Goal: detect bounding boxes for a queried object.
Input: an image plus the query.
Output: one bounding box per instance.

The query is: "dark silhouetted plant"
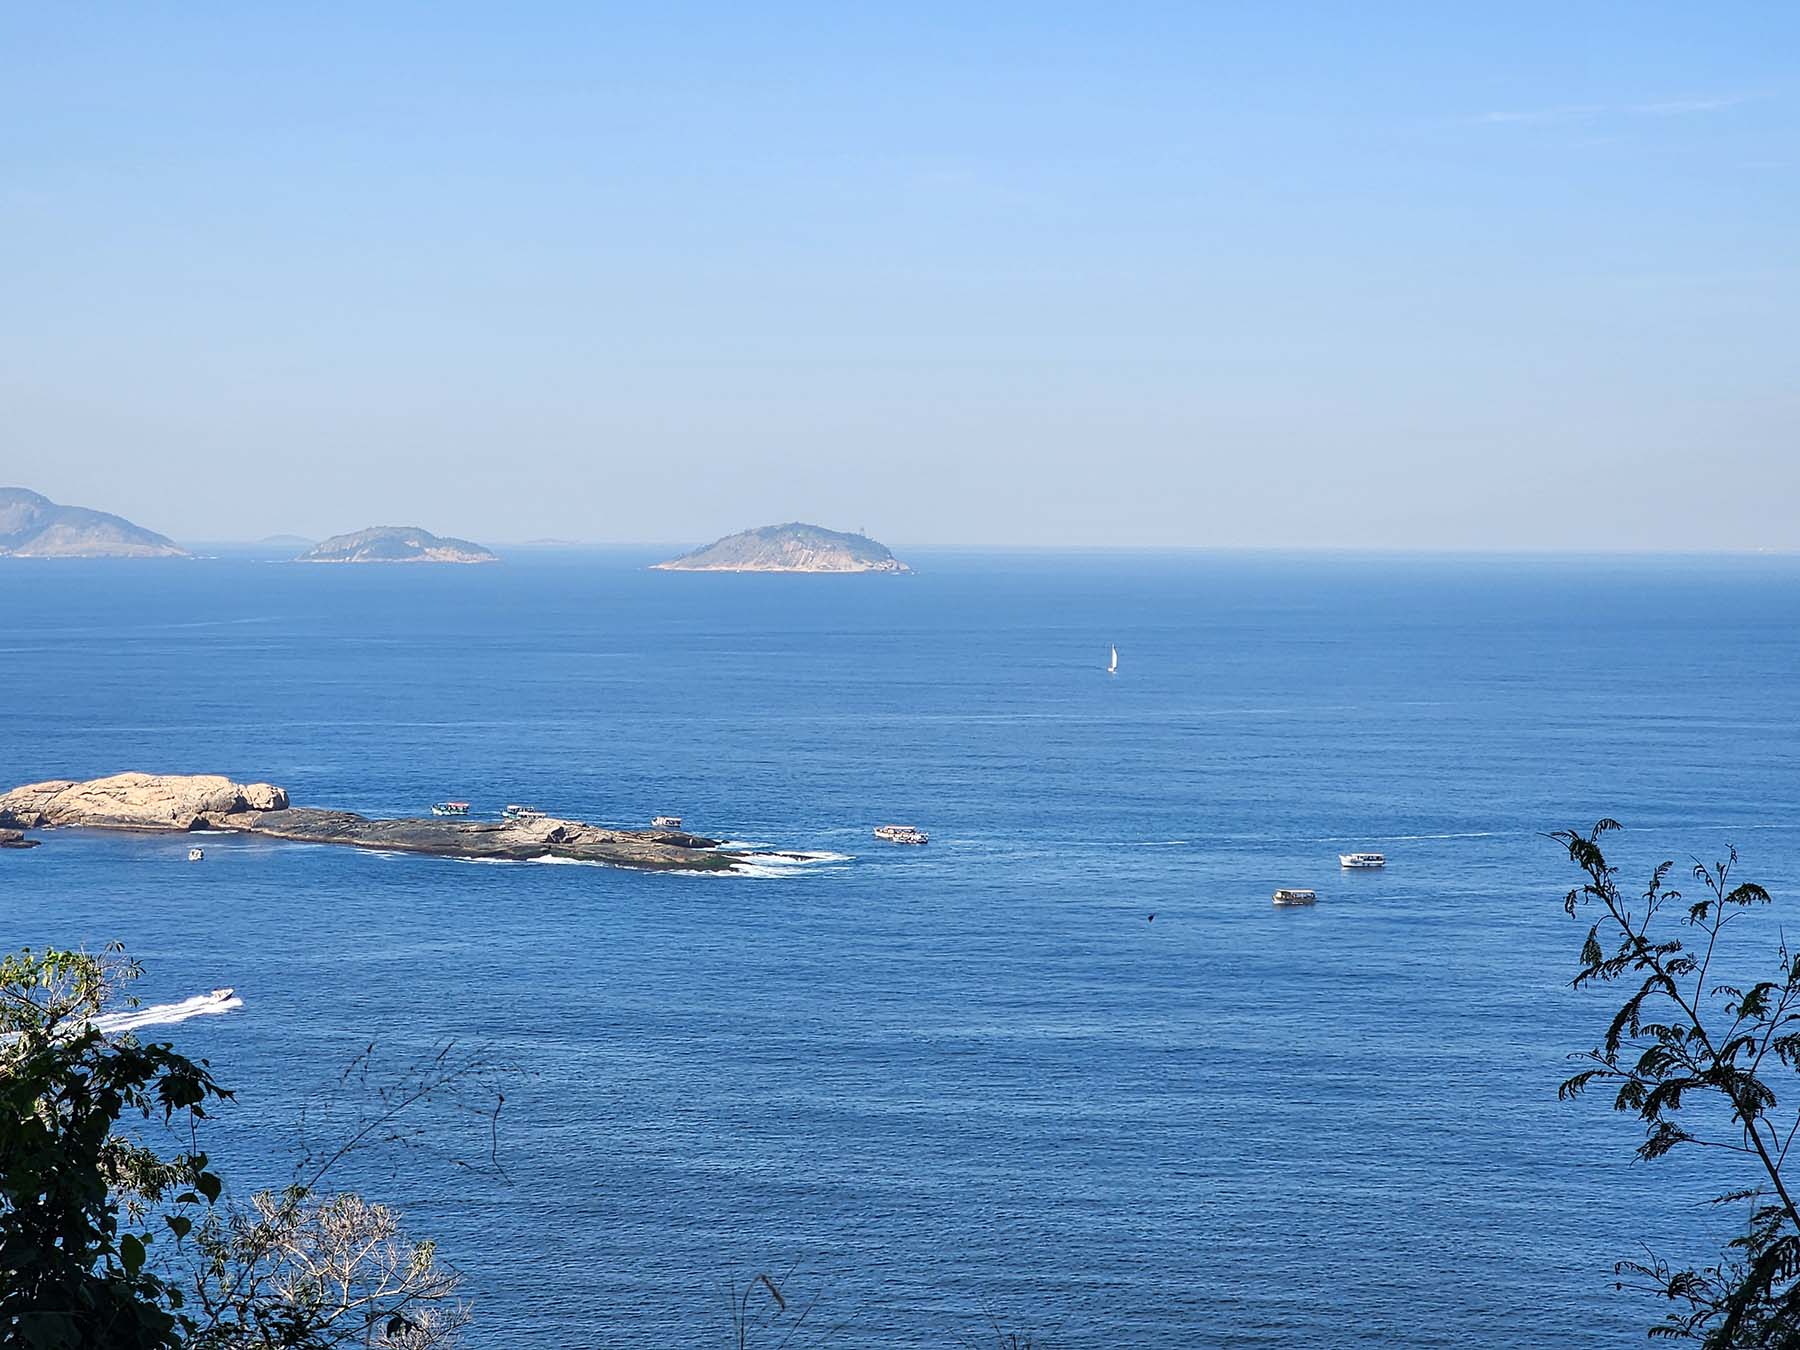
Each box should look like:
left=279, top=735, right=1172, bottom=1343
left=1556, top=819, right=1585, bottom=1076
left=1557, top=821, right=1800, bottom=1346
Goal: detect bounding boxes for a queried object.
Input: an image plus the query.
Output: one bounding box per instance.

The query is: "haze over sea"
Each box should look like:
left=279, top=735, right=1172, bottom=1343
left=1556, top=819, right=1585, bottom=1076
left=5, top=550, right=1799, bottom=1347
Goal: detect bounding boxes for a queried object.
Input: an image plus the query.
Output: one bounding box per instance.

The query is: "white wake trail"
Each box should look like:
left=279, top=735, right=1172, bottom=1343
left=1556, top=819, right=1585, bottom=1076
left=88, top=992, right=244, bottom=1035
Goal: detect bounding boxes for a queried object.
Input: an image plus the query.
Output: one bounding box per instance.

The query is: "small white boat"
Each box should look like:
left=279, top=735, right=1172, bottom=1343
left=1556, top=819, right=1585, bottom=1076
left=874, top=824, right=929, bottom=845
left=431, top=801, right=471, bottom=817
left=1339, top=852, right=1386, bottom=869
left=1272, top=888, right=1317, bottom=907
left=502, top=804, right=542, bottom=821
left=1107, top=643, right=1118, bottom=675
left=209, top=986, right=235, bottom=1001
left=651, top=816, right=683, bottom=830
left=187, top=847, right=205, bottom=862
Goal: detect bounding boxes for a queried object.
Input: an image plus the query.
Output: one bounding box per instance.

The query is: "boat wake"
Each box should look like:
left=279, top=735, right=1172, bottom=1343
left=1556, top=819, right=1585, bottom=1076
left=88, top=991, right=244, bottom=1035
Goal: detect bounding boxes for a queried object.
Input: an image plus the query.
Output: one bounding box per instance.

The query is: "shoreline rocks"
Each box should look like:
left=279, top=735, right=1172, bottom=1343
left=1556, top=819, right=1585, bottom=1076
left=0, top=773, right=740, bottom=873
left=0, top=828, right=37, bottom=849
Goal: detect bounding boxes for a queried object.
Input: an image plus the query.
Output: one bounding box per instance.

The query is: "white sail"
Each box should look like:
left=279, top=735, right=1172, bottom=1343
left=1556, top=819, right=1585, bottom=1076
left=1107, top=644, right=1118, bottom=674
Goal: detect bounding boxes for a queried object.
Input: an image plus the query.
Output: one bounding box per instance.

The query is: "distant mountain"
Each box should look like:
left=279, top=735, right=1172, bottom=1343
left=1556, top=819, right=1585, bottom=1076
left=652, top=523, right=910, bottom=574
left=0, top=487, right=188, bottom=558
left=295, top=525, right=499, bottom=565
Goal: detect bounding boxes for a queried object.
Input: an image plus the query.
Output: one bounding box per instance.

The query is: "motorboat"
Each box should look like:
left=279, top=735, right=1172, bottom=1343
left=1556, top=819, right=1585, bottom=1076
left=187, top=847, right=205, bottom=862
left=1338, top=852, right=1387, bottom=869
left=1272, top=888, right=1318, bottom=907
left=651, top=816, right=684, bottom=830
left=874, top=824, right=929, bottom=845
left=209, top=987, right=235, bottom=1001
left=430, top=801, right=471, bottom=817
left=502, top=804, right=543, bottom=821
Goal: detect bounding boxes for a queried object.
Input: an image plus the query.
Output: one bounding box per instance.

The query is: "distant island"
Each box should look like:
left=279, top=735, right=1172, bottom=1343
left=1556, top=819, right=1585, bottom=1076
left=0, top=487, right=188, bottom=559
left=295, top=526, right=499, bottom=564
left=653, top=522, right=910, bottom=573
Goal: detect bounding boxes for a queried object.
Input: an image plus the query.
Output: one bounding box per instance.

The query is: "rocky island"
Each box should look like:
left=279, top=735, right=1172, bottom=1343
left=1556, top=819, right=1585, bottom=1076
left=0, top=773, right=749, bottom=872
left=0, top=487, right=189, bottom=559
left=653, top=522, right=910, bottom=573
left=296, top=526, right=499, bottom=564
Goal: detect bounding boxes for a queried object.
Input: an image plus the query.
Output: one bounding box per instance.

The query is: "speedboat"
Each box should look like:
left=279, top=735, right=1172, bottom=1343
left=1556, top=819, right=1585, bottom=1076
left=651, top=815, right=683, bottom=830
left=874, top=824, right=929, bottom=845
left=187, top=847, right=205, bottom=862
left=502, top=804, right=543, bottom=821
left=209, top=987, right=235, bottom=1001
left=430, top=801, right=471, bottom=817
left=1338, top=852, right=1386, bottom=869
left=1272, top=888, right=1318, bottom=907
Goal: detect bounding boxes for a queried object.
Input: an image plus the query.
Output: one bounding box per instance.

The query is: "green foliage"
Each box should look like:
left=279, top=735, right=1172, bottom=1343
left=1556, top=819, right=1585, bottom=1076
left=1557, top=822, right=1800, bottom=1346
left=0, top=945, right=228, bottom=1349
left=0, top=945, right=484, bottom=1350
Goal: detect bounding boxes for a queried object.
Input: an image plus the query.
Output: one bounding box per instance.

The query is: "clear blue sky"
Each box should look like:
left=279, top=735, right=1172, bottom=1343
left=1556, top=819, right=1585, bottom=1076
left=2, top=4, right=1793, bottom=548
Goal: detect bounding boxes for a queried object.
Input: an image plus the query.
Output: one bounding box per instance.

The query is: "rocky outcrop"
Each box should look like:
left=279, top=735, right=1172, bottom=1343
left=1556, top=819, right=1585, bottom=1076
left=0, top=488, right=189, bottom=559
left=0, top=773, right=287, bottom=831
left=0, top=774, right=742, bottom=873
left=212, top=806, right=735, bottom=870
left=0, top=828, right=38, bottom=849
left=296, top=527, right=498, bottom=564
left=652, top=523, right=910, bottom=573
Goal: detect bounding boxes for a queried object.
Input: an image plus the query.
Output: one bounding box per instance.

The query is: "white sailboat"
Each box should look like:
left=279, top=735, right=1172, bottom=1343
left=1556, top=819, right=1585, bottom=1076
left=1107, top=643, right=1118, bottom=675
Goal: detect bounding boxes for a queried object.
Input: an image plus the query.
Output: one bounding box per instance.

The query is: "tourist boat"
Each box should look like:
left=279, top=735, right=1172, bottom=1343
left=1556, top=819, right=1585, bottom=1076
left=1107, top=643, right=1118, bottom=675
left=874, top=824, right=929, bottom=845
left=1339, top=852, right=1387, bottom=869
left=502, top=804, right=542, bottom=821
left=187, top=847, right=205, bottom=862
left=651, top=816, right=683, bottom=830
left=1272, top=888, right=1317, bottom=907
left=430, top=801, right=471, bottom=816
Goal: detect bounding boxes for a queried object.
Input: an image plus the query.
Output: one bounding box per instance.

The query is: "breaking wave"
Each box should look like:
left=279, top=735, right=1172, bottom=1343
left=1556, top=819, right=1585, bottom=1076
left=728, top=849, right=853, bottom=879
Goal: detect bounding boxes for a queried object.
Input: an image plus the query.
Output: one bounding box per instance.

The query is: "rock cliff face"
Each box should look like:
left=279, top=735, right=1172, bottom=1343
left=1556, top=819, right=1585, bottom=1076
left=0, top=773, right=741, bottom=873
left=295, top=527, right=498, bottom=564
left=0, top=828, right=37, bottom=849
left=0, top=488, right=189, bottom=558
left=652, top=523, right=909, bottom=573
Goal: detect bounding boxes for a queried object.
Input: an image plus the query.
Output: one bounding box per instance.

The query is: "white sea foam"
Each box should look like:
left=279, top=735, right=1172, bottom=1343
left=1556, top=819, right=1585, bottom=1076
left=88, top=992, right=243, bottom=1035
left=728, top=849, right=853, bottom=878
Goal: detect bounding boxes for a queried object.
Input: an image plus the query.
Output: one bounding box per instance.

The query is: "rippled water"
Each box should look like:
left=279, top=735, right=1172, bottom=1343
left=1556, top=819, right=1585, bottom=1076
left=4, top=550, right=1799, bottom=1346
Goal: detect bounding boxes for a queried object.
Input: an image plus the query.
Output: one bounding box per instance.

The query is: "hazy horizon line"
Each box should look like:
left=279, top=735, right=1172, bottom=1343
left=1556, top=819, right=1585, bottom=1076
left=170, top=537, right=1800, bottom=560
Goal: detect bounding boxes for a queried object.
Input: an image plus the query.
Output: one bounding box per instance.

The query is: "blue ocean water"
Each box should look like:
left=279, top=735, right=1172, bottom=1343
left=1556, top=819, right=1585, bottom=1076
left=4, top=550, right=1800, bottom=1347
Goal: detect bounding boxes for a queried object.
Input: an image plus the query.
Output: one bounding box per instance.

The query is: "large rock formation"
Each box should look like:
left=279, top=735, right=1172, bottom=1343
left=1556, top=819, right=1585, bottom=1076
left=652, top=523, right=910, bottom=573
left=296, top=527, right=498, bottom=564
left=0, top=773, right=745, bottom=873
left=0, top=828, right=38, bottom=849
left=0, top=773, right=287, bottom=831
left=0, top=487, right=189, bottom=558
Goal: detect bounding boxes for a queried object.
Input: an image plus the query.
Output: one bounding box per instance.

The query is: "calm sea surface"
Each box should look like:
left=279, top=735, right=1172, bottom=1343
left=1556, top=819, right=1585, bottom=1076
left=4, top=550, right=1799, bottom=1347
